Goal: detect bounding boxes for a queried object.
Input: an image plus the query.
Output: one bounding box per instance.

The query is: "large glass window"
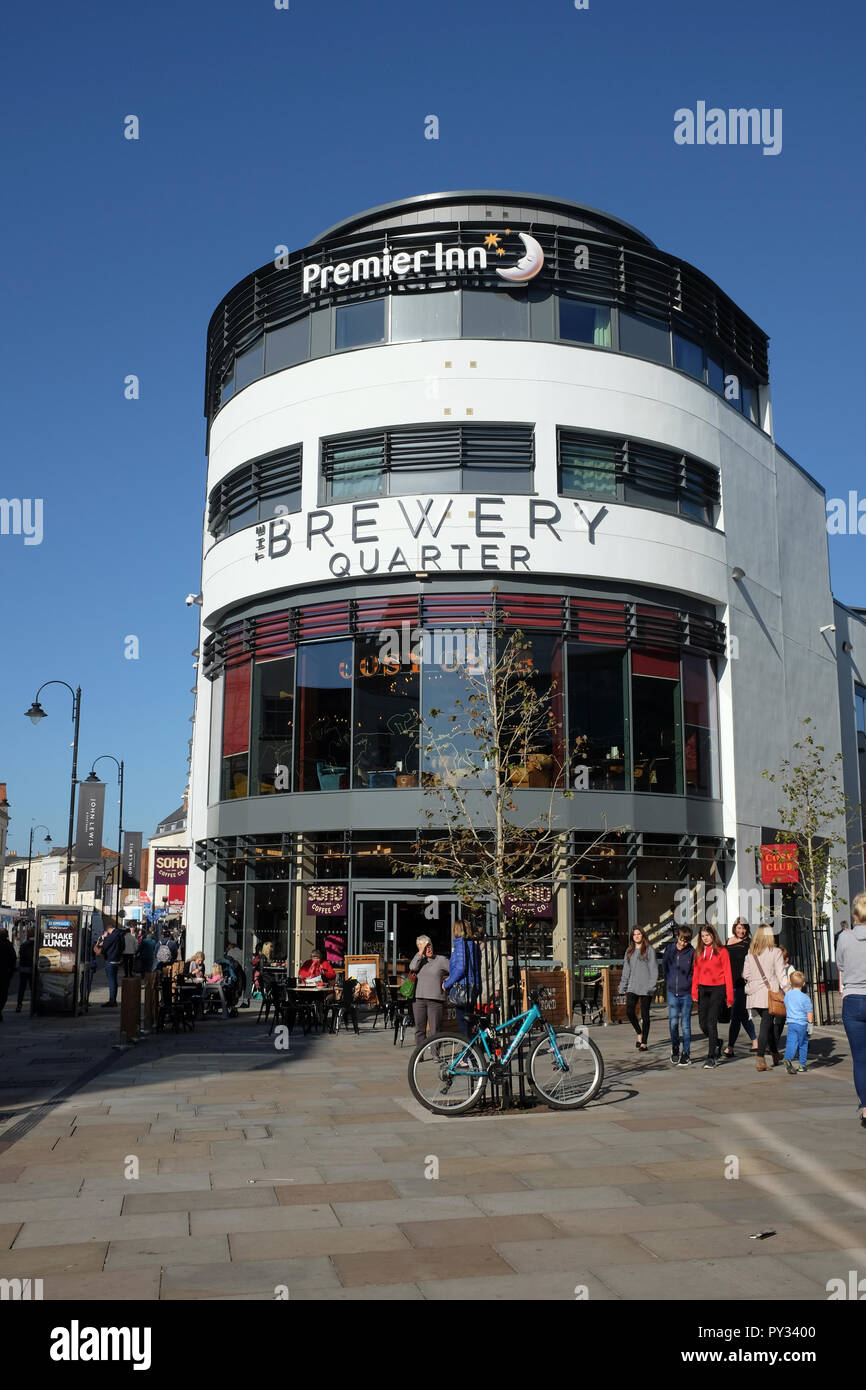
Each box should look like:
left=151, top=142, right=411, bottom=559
left=235, top=338, right=265, bottom=391
left=322, top=424, right=534, bottom=503
left=673, top=334, right=704, bottom=380
left=295, top=641, right=353, bottom=791
left=683, top=654, right=719, bottom=798
left=501, top=633, right=564, bottom=787
left=391, top=291, right=460, bottom=341
left=559, top=434, right=617, bottom=499
left=462, top=290, right=529, bottom=339
left=326, top=435, right=386, bottom=500
left=250, top=656, right=295, bottom=795
left=335, top=299, right=386, bottom=350
left=559, top=299, right=611, bottom=347
left=631, top=652, right=682, bottom=795
left=221, top=662, right=251, bottom=799
left=266, top=319, right=310, bottom=372
left=573, top=881, right=630, bottom=963
left=618, top=312, right=671, bottom=366
left=251, top=882, right=289, bottom=965
left=568, top=647, right=627, bottom=790
left=352, top=634, right=420, bottom=788
left=421, top=631, right=488, bottom=787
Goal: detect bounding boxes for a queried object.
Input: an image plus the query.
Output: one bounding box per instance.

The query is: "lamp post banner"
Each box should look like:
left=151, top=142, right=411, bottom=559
left=123, top=831, right=142, bottom=889
left=74, top=781, right=105, bottom=863
left=153, top=850, right=190, bottom=886
left=15, top=868, right=26, bottom=902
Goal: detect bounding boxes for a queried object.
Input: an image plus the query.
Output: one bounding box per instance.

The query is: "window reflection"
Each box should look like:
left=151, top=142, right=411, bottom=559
left=251, top=656, right=294, bottom=795
left=683, top=654, right=719, bottom=798
left=221, top=663, right=251, bottom=799
left=353, top=635, right=419, bottom=788
left=295, top=641, right=352, bottom=791
left=559, top=299, right=611, bottom=347
left=631, top=652, right=682, bottom=795
left=568, top=647, right=626, bottom=789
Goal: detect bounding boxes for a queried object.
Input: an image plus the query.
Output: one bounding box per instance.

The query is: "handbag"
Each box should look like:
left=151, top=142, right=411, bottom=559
left=755, top=955, right=786, bottom=1017
left=399, top=975, right=416, bottom=1000
left=449, top=978, right=474, bottom=1008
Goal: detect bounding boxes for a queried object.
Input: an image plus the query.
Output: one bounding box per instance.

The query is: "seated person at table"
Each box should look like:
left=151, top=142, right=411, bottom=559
left=298, top=948, right=336, bottom=985
left=204, top=962, right=230, bottom=1017
left=187, top=951, right=206, bottom=980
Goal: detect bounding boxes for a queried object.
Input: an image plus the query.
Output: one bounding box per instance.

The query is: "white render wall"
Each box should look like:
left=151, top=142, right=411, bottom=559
left=185, top=335, right=840, bottom=945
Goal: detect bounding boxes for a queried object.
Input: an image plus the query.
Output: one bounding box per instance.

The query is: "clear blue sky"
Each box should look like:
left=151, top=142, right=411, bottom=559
left=1, top=0, right=863, bottom=859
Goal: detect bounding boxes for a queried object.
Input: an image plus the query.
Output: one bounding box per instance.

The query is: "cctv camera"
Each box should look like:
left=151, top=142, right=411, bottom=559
left=185, top=593, right=202, bottom=607
left=819, top=624, right=836, bottom=634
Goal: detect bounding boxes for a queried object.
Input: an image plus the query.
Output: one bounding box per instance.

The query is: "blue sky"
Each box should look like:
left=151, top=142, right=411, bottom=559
left=1, top=0, right=863, bottom=859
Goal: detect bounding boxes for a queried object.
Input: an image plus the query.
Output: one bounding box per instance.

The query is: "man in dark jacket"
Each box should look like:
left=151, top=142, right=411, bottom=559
left=16, top=927, right=35, bottom=1012
left=0, top=929, right=16, bottom=1019
left=662, top=929, right=695, bottom=1066
left=98, top=920, right=125, bottom=1006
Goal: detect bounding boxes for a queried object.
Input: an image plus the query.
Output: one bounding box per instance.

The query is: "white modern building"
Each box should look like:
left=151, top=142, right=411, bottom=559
left=185, top=190, right=858, bottom=989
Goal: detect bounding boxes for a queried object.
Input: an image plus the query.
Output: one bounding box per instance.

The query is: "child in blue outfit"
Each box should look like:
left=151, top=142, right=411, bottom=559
left=783, top=970, right=814, bottom=1073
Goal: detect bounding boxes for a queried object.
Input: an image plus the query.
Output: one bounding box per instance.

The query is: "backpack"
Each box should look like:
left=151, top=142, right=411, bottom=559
left=217, top=956, right=238, bottom=985
left=156, top=940, right=174, bottom=965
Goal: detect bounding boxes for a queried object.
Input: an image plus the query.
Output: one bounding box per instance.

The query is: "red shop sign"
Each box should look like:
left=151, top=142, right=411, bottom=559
left=760, top=843, right=799, bottom=884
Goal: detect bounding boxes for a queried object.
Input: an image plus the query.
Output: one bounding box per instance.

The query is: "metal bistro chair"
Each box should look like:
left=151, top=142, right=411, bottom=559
left=369, top=977, right=391, bottom=1030
left=392, top=991, right=414, bottom=1047
left=326, top=979, right=360, bottom=1035
left=156, top=965, right=194, bottom=1034
left=266, top=979, right=297, bottom=1038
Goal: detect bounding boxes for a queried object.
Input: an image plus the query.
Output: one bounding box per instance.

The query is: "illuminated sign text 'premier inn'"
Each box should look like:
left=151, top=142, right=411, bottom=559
left=254, top=494, right=607, bottom=579
left=301, top=231, right=546, bottom=296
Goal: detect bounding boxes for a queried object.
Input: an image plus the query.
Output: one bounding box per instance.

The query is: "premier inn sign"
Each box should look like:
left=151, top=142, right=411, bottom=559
left=253, top=495, right=607, bottom=581
left=302, top=231, right=546, bottom=296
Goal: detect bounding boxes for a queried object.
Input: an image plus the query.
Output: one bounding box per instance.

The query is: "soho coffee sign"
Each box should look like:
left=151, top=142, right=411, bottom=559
left=254, top=496, right=607, bottom=580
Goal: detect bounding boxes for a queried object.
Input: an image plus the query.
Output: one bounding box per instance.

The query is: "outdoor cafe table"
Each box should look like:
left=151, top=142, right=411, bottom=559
left=285, top=984, right=334, bottom=1031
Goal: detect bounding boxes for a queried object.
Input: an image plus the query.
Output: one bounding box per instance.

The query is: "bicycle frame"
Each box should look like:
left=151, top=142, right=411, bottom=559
left=445, top=1003, right=566, bottom=1077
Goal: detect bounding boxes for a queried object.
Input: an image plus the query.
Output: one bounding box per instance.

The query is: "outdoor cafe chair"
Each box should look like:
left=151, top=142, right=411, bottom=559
left=368, top=978, right=391, bottom=1030
left=326, top=979, right=360, bottom=1035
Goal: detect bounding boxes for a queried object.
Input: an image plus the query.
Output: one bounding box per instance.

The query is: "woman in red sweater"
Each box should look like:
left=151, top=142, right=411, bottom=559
left=691, top=925, right=733, bottom=1070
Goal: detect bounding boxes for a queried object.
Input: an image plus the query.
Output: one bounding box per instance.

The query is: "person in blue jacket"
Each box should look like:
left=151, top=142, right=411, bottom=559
left=662, top=928, right=695, bottom=1066
left=443, top=921, right=482, bottom=1039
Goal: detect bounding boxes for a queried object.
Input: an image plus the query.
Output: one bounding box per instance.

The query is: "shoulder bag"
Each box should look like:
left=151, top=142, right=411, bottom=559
left=755, top=954, right=786, bottom=1017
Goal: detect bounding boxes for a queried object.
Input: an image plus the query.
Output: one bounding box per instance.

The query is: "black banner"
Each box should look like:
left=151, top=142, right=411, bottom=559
left=15, top=867, right=26, bottom=902
left=123, top=831, right=142, bottom=889
left=74, top=780, right=105, bottom=862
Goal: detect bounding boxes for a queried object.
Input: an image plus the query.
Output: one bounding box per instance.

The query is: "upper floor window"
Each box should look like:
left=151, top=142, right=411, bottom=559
left=208, top=446, right=302, bottom=540
left=558, top=298, right=611, bottom=347
left=335, top=299, right=386, bottom=350
left=321, top=422, right=535, bottom=504
left=558, top=428, right=719, bottom=526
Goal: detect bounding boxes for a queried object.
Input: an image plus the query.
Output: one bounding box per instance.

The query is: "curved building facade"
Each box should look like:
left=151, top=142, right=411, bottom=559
left=186, top=191, right=843, bottom=977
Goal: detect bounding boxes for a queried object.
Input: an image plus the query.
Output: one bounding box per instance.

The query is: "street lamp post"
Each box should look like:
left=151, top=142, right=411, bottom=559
left=85, top=756, right=124, bottom=919
left=26, top=824, right=53, bottom=910
left=25, top=682, right=82, bottom=904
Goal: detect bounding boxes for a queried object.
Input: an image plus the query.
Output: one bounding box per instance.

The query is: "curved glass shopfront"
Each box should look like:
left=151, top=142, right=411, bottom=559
left=204, top=589, right=723, bottom=804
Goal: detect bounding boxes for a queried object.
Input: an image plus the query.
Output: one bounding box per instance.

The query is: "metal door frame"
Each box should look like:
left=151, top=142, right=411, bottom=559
left=353, top=890, right=459, bottom=973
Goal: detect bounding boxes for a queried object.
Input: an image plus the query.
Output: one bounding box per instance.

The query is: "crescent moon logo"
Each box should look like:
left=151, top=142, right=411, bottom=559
left=495, top=232, right=545, bottom=283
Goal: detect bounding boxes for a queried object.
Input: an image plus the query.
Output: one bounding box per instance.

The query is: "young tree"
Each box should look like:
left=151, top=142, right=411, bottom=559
left=762, top=717, right=864, bottom=1023
left=404, top=603, right=628, bottom=1004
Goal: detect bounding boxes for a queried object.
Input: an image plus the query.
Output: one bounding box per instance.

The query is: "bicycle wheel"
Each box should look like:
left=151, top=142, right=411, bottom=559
left=528, top=1028, right=604, bottom=1109
left=408, top=1034, right=487, bottom=1115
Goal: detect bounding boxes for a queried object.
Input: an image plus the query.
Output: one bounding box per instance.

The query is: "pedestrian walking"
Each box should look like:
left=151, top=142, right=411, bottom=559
left=724, top=918, right=758, bottom=1056
left=742, top=925, right=790, bottom=1071
left=662, top=928, right=694, bottom=1065
left=836, top=891, right=866, bottom=1128
left=122, top=924, right=137, bottom=977
left=444, top=920, right=481, bottom=1039
left=97, top=919, right=125, bottom=1006
left=15, top=927, right=35, bottom=1012
left=691, top=924, right=733, bottom=1069
left=409, top=935, right=451, bottom=1049
left=0, top=928, right=16, bottom=1020
left=620, top=926, right=658, bottom=1052
left=783, top=971, right=813, bottom=1074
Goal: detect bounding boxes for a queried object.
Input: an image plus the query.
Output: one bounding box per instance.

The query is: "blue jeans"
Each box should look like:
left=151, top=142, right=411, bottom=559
left=784, top=1022, right=809, bottom=1066
left=727, top=982, right=756, bottom=1046
left=104, top=960, right=119, bottom=1004
left=667, top=992, right=691, bottom=1054
left=842, top=994, right=866, bottom=1107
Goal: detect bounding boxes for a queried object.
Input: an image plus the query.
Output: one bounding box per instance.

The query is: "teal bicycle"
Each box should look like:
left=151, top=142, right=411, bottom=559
left=408, top=988, right=604, bottom=1115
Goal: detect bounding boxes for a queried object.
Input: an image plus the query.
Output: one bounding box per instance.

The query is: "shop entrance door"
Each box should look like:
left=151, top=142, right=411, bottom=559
left=353, top=893, right=459, bottom=975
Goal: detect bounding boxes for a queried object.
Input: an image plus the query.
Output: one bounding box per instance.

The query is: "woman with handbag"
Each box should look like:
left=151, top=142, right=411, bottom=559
left=444, top=921, right=482, bottom=1039
left=691, top=924, right=734, bottom=1069
left=742, top=925, right=790, bottom=1070
left=408, top=935, right=451, bottom=1049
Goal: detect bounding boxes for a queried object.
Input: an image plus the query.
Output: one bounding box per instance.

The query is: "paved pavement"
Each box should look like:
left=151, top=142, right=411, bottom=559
left=1, top=980, right=865, bottom=1301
